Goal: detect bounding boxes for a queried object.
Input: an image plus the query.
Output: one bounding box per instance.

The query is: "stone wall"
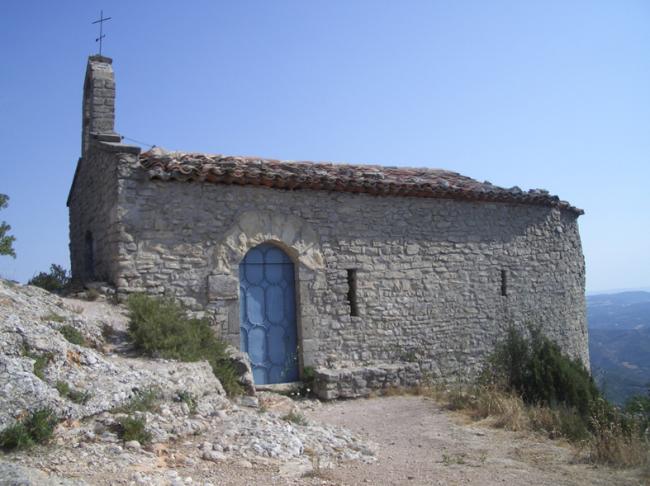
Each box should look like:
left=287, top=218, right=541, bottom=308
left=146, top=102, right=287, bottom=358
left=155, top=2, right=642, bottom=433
left=96, top=154, right=588, bottom=380
left=68, top=148, right=119, bottom=282
left=68, top=141, right=141, bottom=284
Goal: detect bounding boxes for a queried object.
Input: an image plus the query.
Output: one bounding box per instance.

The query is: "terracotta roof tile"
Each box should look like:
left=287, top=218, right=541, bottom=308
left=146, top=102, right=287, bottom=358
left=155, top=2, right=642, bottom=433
left=139, top=150, right=583, bottom=215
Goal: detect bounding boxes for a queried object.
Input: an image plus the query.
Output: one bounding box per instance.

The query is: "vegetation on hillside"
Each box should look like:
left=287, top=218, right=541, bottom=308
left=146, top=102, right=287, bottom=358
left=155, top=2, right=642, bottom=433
left=28, top=264, right=71, bottom=293
left=116, top=416, right=152, bottom=444
left=432, top=326, right=649, bottom=469
left=55, top=381, right=91, bottom=404
left=58, top=325, right=87, bottom=346
left=481, top=326, right=600, bottom=418
left=0, top=408, right=58, bottom=451
left=0, top=193, right=16, bottom=258
left=126, top=293, right=242, bottom=396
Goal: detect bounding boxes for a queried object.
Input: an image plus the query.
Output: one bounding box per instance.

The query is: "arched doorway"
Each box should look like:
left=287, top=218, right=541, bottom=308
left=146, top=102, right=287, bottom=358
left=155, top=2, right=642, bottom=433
left=239, top=243, right=299, bottom=384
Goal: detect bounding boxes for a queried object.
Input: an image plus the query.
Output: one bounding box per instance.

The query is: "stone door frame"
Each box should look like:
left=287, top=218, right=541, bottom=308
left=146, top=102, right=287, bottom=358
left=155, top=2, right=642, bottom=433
left=207, top=210, right=325, bottom=374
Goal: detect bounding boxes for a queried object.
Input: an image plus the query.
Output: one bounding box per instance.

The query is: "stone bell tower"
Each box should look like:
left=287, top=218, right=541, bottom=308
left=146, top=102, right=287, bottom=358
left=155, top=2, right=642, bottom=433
left=69, top=55, right=139, bottom=285
left=81, top=55, right=119, bottom=158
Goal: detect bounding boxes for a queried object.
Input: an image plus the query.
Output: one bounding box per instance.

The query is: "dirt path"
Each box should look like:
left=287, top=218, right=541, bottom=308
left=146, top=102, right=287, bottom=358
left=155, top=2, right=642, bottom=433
left=2, top=395, right=645, bottom=485
left=304, top=395, right=644, bottom=486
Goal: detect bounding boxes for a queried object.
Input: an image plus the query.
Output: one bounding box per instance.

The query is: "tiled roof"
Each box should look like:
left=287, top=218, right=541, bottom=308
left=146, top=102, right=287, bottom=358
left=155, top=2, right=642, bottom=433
left=139, top=150, right=583, bottom=215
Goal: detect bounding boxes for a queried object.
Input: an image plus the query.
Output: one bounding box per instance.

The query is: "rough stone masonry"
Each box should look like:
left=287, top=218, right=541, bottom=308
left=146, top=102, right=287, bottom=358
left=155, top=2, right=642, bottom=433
left=68, top=55, right=588, bottom=398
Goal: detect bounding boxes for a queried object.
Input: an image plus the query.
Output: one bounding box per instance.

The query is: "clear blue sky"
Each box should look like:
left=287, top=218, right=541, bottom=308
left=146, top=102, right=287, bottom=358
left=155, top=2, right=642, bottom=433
left=0, top=1, right=648, bottom=293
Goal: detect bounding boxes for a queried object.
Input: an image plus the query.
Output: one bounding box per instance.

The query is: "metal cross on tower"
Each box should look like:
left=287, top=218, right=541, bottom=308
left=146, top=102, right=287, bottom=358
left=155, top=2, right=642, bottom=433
left=92, top=10, right=112, bottom=56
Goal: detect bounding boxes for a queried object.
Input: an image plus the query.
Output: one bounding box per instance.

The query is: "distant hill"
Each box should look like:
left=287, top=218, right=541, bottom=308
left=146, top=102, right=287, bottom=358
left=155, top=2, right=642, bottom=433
left=587, top=291, right=650, bottom=404
left=588, top=291, right=650, bottom=330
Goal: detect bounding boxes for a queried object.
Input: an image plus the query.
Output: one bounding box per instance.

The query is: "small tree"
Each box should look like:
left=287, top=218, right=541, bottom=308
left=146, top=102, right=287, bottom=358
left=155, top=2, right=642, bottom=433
left=483, top=325, right=601, bottom=419
left=28, top=264, right=71, bottom=293
left=0, top=194, right=16, bottom=258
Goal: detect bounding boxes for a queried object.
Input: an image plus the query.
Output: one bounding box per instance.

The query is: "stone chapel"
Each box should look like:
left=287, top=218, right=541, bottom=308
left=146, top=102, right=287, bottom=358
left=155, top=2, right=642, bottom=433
left=68, top=55, right=589, bottom=397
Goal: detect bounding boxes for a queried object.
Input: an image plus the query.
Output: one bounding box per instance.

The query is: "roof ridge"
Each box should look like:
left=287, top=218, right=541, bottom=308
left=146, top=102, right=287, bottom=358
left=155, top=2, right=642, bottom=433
left=138, top=150, right=583, bottom=215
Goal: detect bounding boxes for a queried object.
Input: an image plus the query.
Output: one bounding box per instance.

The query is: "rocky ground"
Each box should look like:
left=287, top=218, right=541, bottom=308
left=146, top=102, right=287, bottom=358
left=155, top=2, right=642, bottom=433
left=0, top=279, right=646, bottom=485
left=0, top=280, right=374, bottom=485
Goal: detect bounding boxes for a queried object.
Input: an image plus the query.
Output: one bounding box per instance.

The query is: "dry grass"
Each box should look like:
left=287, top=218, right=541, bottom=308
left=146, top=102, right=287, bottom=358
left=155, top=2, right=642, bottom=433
left=366, top=384, right=426, bottom=399
left=588, top=413, right=650, bottom=468
left=302, top=447, right=335, bottom=480
left=381, top=385, right=410, bottom=397
left=474, top=388, right=528, bottom=431
left=283, top=410, right=308, bottom=426
left=364, top=381, right=649, bottom=470
left=427, top=384, right=649, bottom=469
left=431, top=385, right=528, bottom=431
left=527, top=405, right=590, bottom=441
left=527, top=405, right=562, bottom=438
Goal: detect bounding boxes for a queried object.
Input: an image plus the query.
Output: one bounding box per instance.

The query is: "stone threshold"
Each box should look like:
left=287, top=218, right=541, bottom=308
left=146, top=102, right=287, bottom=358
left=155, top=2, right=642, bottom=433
left=255, top=382, right=301, bottom=394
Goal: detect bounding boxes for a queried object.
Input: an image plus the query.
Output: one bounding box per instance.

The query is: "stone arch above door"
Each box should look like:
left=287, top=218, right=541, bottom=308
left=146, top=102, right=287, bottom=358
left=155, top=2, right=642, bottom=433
left=212, top=210, right=325, bottom=275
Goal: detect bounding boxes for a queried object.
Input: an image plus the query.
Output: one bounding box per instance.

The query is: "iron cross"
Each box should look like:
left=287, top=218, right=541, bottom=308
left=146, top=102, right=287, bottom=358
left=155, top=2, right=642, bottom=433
left=92, top=10, right=112, bottom=56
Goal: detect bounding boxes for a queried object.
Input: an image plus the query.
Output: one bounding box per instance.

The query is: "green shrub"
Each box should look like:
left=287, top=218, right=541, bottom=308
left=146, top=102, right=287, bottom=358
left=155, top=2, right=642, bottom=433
left=111, top=388, right=159, bottom=414
left=127, top=294, right=242, bottom=395
left=55, top=380, right=69, bottom=396
left=56, top=381, right=91, bottom=405
left=483, top=325, right=529, bottom=390
left=625, top=393, right=650, bottom=416
left=28, top=264, right=71, bottom=293
left=283, top=410, right=308, bottom=426
left=58, top=325, right=86, bottom=346
left=101, top=323, right=115, bottom=341
left=41, top=313, right=65, bottom=323
left=526, top=329, right=600, bottom=418
left=293, top=366, right=316, bottom=399
left=0, top=193, right=16, bottom=258
left=400, top=350, right=419, bottom=362
left=556, top=405, right=591, bottom=441
left=0, top=422, right=33, bottom=450
left=24, top=408, right=57, bottom=443
left=116, top=416, right=151, bottom=444
left=624, top=392, right=650, bottom=434
left=0, top=408, right=58, bottom=451
left=30, top=353, right=53, bottom=380
left=211, top=361, right=242, bottom=396
left=445, top=386, right=477, bottom=411
left=420, top=327, right=650, bottom=469
left=479, top=326, right=650, bottom=467
left=484, top=326, right=600, bottom=418
left=84, top=288, right=100, bottom=301
left=177, top=391, right=198, bottom=415
left=21, top=343, right=50, bottom=380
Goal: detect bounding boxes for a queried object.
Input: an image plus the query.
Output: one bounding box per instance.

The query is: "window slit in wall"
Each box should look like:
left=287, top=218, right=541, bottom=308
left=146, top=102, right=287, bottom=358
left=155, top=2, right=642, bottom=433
left=500, top=269, right=507, bottom=297
left=347, top=269, right=359, bottom=317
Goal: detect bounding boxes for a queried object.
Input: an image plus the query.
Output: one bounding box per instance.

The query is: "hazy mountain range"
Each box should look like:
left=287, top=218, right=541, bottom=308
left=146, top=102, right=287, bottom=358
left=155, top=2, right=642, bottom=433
left=587, top=291, right=650, bottom=404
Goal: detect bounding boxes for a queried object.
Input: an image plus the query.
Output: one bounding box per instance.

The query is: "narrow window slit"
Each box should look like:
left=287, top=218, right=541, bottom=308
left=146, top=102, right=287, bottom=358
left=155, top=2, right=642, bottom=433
left=347, top=269, right=359, bottom=317
left=500, top=269, right=507, bottom=297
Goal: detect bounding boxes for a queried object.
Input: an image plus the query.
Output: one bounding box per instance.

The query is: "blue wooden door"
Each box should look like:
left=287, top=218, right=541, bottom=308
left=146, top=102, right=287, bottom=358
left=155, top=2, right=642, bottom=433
left=239, top=243, right=298, bottom=384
